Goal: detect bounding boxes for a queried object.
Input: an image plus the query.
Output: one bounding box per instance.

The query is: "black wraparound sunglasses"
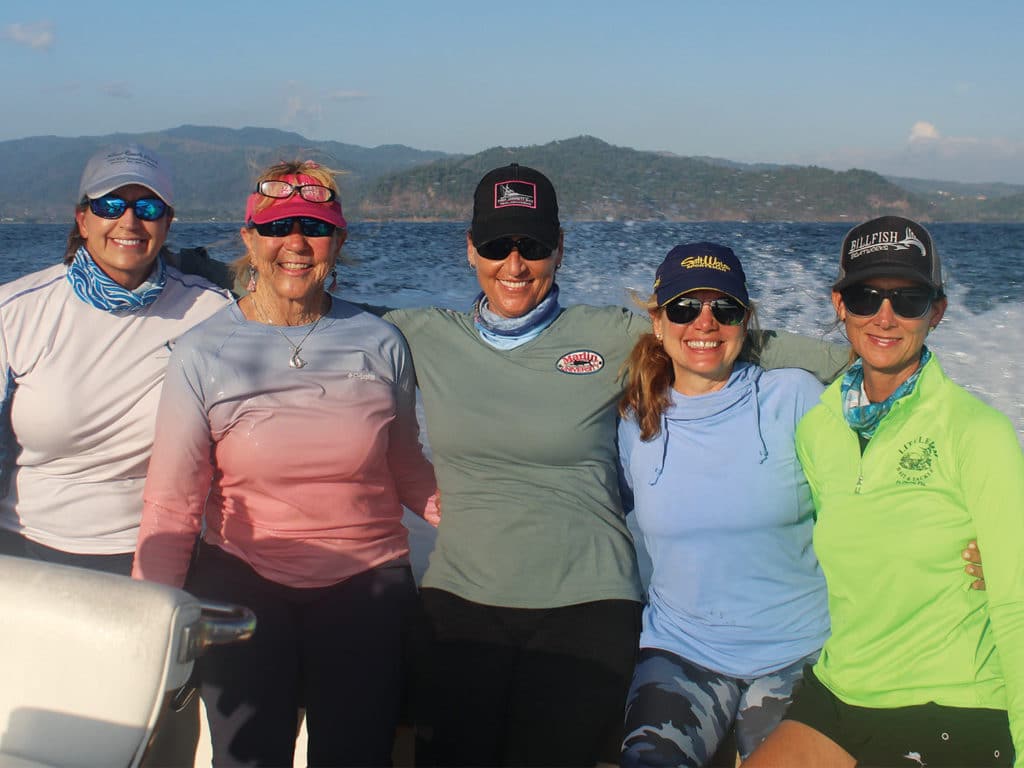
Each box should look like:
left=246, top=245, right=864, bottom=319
left=475, top=236, right=552, bottom=261
left=248, top=217, right=337, bottom=238
left=840, top=284, right=936, bottom=318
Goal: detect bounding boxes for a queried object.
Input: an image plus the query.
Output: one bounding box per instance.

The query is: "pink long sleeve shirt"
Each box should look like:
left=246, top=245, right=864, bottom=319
left=133, top=301, right=437, bottom=589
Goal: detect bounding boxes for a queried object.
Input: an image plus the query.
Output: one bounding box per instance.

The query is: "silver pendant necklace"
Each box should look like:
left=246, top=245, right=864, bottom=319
left=250, top=294, right=324, bottom=369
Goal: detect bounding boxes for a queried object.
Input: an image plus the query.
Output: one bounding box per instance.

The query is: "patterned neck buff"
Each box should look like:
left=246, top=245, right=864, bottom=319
left=473, top=284, right=562, bottom=350
left=841, top=347, right=932, bottom=440
left=66, top=246, right=166, bottom=312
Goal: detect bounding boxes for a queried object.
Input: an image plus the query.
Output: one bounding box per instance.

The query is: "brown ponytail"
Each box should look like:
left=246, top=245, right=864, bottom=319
left=618, top=309, right=675, bottom=441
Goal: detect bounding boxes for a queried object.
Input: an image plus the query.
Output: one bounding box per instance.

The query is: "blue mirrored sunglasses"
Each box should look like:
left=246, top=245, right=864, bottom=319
left=88, top=195, right=168, bottom=222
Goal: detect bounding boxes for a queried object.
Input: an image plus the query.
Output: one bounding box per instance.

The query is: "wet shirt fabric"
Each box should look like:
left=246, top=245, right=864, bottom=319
left=618, top=363, right=829, bottom=678
left=133, top=300, right=437, bottom=589
left=796, top=354, right=1024, bottom=759
left=0, top=261, right=230, bottom=553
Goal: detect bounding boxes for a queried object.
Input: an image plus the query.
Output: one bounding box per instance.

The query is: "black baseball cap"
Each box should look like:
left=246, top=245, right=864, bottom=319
left=834, top=216, right=943, bottom=293
left=470, top=163, right=560, bottom=251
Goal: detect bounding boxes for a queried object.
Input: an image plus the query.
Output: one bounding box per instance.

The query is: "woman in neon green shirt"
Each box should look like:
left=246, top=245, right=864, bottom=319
left=746, top=216, right=1024, bottom=768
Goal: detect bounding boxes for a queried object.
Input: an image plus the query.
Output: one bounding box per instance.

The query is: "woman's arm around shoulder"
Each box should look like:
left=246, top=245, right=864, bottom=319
left=957, top=407, right=1024, bottom=757
left=384, top=326, right=438, bottom=523
left=752, top=329, right=850, bottom=384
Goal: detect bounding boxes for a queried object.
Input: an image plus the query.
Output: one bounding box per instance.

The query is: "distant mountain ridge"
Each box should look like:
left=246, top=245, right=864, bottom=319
left=0, top=125, right=450, bottom=222
left=2, top=127, right=1023, bottom=223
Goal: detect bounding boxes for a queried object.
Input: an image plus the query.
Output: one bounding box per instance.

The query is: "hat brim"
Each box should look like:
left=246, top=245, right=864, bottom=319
left=471, top=222, right=561, bottom=252
left=659, top=286, right=749, bottom=308
left=247, top=196, right=346, bottom=228
left=82, top=173, right=173, bottom=205
left=833, top=263, right=941, bottom=292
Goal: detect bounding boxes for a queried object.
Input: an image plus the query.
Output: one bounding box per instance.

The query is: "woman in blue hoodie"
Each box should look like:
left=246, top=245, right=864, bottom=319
left=617, top=242, right=830, bottom=767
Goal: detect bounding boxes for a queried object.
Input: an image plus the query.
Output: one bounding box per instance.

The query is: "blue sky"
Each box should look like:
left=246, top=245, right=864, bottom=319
left=3, top=0, right=1023, bottom=183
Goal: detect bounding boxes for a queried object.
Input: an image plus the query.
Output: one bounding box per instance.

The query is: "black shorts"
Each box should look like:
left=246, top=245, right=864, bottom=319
left=784, top=665, right=1014, bottom=767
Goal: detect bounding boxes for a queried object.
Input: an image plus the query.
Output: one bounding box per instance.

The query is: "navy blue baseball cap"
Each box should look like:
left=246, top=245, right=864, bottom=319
left=653, top=242, right=749, bottom=307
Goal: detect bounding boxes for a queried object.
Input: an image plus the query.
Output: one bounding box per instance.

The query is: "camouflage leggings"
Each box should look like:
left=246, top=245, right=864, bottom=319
left=621, top=646, right=819, bottom=767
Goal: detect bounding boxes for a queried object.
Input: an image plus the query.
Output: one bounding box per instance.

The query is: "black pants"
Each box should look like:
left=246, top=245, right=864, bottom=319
left=186, top=542, right=416, bottom=767
left=0, top=527, right=134, bottom=573
left=415, top=587, right=641, bottom=767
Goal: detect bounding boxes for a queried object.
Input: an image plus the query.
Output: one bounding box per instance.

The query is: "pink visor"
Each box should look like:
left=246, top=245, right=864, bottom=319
left=244, top=174, right=347, bottom=228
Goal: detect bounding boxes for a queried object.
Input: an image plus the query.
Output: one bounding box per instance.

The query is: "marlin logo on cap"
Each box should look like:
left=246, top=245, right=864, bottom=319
left=494, top=181, right=537, bottom=209
left=896, top=228, right=927, bottom=255
left=848, top=227, right=926, bottom=261
left=680, top=255, right=731, bottom=272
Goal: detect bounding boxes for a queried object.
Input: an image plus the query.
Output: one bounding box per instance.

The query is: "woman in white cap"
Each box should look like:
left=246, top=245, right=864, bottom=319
left=0, top=142, right=231, bottom=762
left=133, top=160, right=439, bottom=767
left=745, top=216, right=1024, bottom=768
left=0, top=143, right=230, bottom=568
left=616, top=242, right=829, bottom=767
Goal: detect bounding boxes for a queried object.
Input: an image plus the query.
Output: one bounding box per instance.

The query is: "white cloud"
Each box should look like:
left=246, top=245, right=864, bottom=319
left=791, top=123, right=1024, bottom=184
left=2, top=21, right=54, bottom=50
left=284, top=94, right=323, bottom=127
left=909, top=121, right=941, bottom=142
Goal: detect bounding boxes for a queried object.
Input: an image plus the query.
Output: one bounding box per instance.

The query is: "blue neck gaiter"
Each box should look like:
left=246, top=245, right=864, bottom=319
left=472, top=284, right=562, bottom=350
left=66, top=245, right=166, bottom=312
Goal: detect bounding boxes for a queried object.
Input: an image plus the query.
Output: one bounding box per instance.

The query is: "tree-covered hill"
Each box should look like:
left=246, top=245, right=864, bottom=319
left=0, top=125, right=450, bottom=222
left=3, top=129, right=1023, bottom=223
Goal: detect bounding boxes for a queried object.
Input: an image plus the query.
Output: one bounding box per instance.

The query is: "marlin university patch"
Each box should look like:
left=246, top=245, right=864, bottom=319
left=897, top=436, right=938, bottom=486
left=556, top=350, right=605, bottom=375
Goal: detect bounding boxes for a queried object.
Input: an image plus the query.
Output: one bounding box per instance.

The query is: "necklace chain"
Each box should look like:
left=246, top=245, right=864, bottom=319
left=250, top=293, right=325, bottom=369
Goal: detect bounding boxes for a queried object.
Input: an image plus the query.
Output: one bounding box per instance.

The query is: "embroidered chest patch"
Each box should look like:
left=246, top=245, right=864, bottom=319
left=896, top=436, right=938, bottom=486
left=556, top=350, right=605, bottom=375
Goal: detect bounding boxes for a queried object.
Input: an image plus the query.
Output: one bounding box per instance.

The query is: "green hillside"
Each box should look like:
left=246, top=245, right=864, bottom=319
left=3, top=129, right=1024, bottom=223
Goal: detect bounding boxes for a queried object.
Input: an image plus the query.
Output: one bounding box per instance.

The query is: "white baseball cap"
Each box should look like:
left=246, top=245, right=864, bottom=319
left=78, top=143, right=174, bottom=205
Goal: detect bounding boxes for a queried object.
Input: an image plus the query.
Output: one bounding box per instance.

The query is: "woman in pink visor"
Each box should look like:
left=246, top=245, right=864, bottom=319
left=133, top=160, right=439, bottom=766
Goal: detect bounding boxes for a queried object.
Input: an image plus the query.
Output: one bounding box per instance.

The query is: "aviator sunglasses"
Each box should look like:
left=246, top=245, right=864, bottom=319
left=840, top=284, right=936, bottom=318
left=475, top=236, right=552, bottom=261
left=88, top=194, right=168, bottom=222
left=249, top=217, right=337, bottom=238
left=664, top=296, right=747, bottom=326
left=257, top=180, right=336, bottom=203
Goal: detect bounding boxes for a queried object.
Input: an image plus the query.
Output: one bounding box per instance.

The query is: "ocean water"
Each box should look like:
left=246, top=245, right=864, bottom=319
left=2, top=221, right=1022, bottom=578
left=2, top=220, right=1020, bottom=433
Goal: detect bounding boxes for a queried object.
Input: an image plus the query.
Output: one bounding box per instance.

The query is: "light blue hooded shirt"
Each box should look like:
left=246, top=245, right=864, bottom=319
left=618, top=362, right=830, bottom=677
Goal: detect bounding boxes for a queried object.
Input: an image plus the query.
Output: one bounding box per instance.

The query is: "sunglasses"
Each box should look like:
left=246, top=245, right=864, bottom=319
left=475, top=237, right=552, bottom=261
left=88, top=195, right=168, bottom=222
left=249, top=217, right=337, bottom=238
left=257, top=180, right=336, bottom=203
left=664, top=296, right=747, bottom=326
left=840, top=284, right=936, bottom=318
